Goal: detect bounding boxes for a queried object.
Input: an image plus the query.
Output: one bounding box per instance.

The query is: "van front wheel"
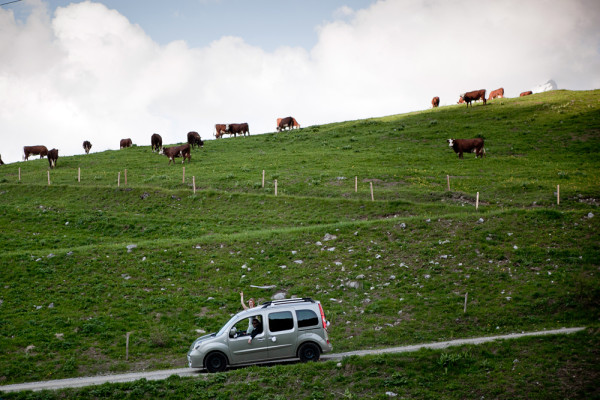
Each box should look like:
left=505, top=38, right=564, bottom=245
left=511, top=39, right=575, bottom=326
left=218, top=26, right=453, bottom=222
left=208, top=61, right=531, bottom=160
left=298, top=343, right=320, bottom=362
left=205, top=352, right=227, bottom=373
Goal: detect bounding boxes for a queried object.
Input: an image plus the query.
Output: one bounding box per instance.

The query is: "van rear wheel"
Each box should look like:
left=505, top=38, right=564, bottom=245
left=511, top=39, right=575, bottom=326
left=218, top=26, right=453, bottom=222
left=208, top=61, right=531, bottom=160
left=298, top=343, right=320, bottom=362
left=205, top=352, right=227, bottom=373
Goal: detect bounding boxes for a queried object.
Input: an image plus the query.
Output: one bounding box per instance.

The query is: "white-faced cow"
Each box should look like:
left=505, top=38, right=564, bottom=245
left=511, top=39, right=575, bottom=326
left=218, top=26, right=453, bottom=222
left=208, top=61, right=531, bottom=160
left=431, top=97, right=440, bottom=108
left=447, top=138, right=485, bottom=159
left=215, top=124, right=227, bottom=139
left=151, top=133, right=163, bottom=153
left=520, top=91, right=533, bottom=97
left=47, top=148, right=59, bottom=169
left=488, top=88, right=504, bottom=100
left=23, top=145, right=48, bottom=160
left=162, top=143, right=191, bottom=165
left=187, top=131, right=203, bottom=148
left=460, top=90, right=487, bottom=107
left=83, top=141, right=92, bottom=154
left=227, top=123, right=250, bottom=137
left=120, top=138, right=133, bottom=148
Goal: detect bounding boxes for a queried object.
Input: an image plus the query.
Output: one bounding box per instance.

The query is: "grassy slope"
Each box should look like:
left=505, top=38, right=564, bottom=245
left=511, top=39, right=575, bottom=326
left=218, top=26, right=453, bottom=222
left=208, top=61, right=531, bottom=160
left=0, top=90, right=599, bottom=398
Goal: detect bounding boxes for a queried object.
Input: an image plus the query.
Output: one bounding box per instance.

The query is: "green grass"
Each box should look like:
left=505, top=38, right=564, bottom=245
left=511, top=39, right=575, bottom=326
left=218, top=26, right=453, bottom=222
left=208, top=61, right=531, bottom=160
left=0, top=89, right=599, bottom=398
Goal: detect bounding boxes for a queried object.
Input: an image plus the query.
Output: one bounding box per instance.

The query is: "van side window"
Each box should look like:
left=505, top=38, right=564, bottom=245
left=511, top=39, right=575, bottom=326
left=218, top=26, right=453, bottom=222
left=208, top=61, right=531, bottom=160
left=296, top=309, right=319, bottom=328
left=268, top=311, right=294, bottom=332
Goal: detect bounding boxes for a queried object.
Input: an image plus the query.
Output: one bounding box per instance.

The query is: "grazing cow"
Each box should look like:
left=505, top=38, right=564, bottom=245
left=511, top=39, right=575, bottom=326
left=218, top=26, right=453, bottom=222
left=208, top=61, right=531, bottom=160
left=120, top=138, right=132, bottom=148
left=0, top=154, right=4, bottom=165
left=277, top=116, right=295, bottom=131
left=520, top=91, right=533, bottom=97
left=292, top=118, right=300, bottom=129
left=447, top=138, right=485, bottom=159
left=47, top=148, right=59, bottom=169
left=23, top=145, right=48, bottom=160
left=460, top=89, right=487, bottom=107
left=151, top=133, right=163, bottom=153
left=187, top=131, right=204, bottom=148
left=488, top=88, right=504, bottom=100
left=457, top=97, right=465, bottom=104
left=82, top=140, right=92, bottom=154
left=215, top=124, right=227, bottom=139
left=431, top=97, right=440, bottom=108
left=227, top=123, right=250, bottom=137
left=162, top=143, right=191, bottom=165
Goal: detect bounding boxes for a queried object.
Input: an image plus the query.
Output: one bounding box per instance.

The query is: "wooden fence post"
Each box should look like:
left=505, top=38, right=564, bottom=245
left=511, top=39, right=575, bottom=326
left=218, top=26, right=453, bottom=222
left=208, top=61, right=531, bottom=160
left=182, top=166, right=185, bottom=183
left=193, top=176, right=196, bottom=194
left=47, top=171, right=50, bottom=185
left=355, top=176, right=358, bottom=193
left=464, top=292, right=468, bottom=313
left=476, top=192, right=479, bottom=210
left=18, top=167, right=21, bottom=181
left=124, top=169, right=127, bottom=185
left=557, top=184, right=560, bottom=205
left=126, top=332, right=131, bottom=361
left=262, top=170, right=265, bottom=188
left=447, top=175, right=450, bottom=191
left=118, top=172, right=120, bottom=187
left=275, top=179, right=278, bottom=196
left=78, top=167, right=81, bottom=183
left=370, top=182, right=374, bottom=201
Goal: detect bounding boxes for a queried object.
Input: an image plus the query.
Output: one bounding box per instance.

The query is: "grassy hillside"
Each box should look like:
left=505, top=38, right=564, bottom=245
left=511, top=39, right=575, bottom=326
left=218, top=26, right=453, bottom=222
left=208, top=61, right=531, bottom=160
left=0, top=90, right=599, bottom=398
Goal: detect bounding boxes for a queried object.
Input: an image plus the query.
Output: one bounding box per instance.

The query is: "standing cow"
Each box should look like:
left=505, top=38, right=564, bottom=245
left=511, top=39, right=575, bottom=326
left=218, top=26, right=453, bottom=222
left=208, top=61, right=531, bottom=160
left=47, top=148, right=59, bottom=169
left=460, top=90, right=487, bottom=107
left=447, top=138, right=485, bottom=158
left=187, top=131, right=203, bottom=148
left=23, top=145, right=48, bottom=160
left=120, top=138, right=133, bottom=148
left=227, top=123, right=250, bottom=137
left=162, top=143, right=191, bottom=164
left=488, top=88, right=504, bottom=100
left=215, top=124, right=227, bottom=139
left=83, top=141, right=92, bottom=154
left=151, top=133, right=163, bottom=153
left=431, top=97, right=440, bottom=108
left=277, top=117, right=295, bottom=132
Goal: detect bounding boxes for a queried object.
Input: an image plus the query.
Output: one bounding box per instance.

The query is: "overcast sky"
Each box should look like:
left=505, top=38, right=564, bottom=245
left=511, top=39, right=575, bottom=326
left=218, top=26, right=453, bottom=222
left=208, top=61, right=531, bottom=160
left=1, top=0, right=599, bottom=164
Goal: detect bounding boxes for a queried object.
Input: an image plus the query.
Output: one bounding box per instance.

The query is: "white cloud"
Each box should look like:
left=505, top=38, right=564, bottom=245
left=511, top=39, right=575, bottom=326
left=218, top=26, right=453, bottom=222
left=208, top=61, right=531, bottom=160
left=0, top=0, right=599, bottom=164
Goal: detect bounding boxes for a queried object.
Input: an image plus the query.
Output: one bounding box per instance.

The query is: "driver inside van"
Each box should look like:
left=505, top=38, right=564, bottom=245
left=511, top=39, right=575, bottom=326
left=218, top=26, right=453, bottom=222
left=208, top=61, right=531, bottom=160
left=248, top=318, right=263, bottom=344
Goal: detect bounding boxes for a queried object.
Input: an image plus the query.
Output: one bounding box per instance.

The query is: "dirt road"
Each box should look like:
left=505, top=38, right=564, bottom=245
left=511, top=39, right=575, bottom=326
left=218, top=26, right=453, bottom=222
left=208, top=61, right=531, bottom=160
left=0, top=327, right=584, bottom=393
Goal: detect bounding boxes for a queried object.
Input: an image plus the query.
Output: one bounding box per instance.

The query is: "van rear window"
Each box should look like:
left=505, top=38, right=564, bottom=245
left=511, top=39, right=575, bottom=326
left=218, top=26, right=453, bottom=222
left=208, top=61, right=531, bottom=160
left=296, top=309, right=319, bottom=328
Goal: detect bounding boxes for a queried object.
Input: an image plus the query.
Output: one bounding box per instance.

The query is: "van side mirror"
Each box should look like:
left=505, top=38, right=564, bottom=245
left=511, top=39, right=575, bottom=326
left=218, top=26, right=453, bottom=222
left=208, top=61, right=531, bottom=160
left=229, top=327, right=237, bottom=338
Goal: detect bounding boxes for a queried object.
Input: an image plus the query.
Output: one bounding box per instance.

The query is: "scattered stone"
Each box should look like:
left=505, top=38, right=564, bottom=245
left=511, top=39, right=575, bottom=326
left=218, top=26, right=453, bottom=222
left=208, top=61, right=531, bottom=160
left=356, top=274, right=365, bottom=279
left=291, top=250, right=297, bottom=255
left=346, top=281, right=360, bottom=289
left=126, top=244, right=137, bottom=253
left=588, top=212, right=594, bottom=219
left=272, top=292, right=286, bottom=300
left=477, top=218, right=484, bottom=223
left=48, top=303, right=54, bottom=308
left=55, top=333, right=64, bottom=340
left=195, top=329, right=206, bottom=334
left=47, top=253, right=55, bottom=258
left=327, top=247, right=336, bottom=252
left=323, top=233, right=337, bottom=241
left=294, top=260, right=303, bottom=264
left=399, top=223, right=406, bottom=229
left=25, top=345, right=36, bottom=354
left=67, top=251, right=73, bottom=256
left=279, top=265, right=287, bottom=269
left=142, top=257, right=146, bottom=261
left=513, top=245, right=518, bottom=250
left=65, top=221, right=69, bottom=225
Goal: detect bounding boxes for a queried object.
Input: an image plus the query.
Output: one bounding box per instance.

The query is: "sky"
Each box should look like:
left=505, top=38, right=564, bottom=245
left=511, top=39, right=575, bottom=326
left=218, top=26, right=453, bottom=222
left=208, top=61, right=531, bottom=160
left=1, top=0, right=599, bottom=164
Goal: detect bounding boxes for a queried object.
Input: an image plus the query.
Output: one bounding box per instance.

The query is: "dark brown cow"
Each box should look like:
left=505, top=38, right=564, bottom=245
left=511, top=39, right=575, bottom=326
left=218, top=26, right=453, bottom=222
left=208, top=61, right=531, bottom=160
left=0, top=154, right=4, bottom=165
left=47, top=148, right=59, bottom=169
left=162, top=143, right=191, bottom=164
left=120, top=138, right=132, bottom=148
left=431, top=97, right=440, bottom=108
left=277, top=117, right=295, bottom=131
left=83, top=140, right=92, bottom=154
left=460, top=89, right=487, bottom=107
left=151, top=133, right=162, bottom=153
left=447, top=138, right=485, bottom=158
left=23, top=145, right=48, bottom=160
left=520, top=91, right=533, bottom=97
left=215, top=124, right=227, bottom=139
left=227, top=123, right=250, bottom=137
left=187, top=131, right=204, bottom=148
left=488, top=88, right=504, bottom=100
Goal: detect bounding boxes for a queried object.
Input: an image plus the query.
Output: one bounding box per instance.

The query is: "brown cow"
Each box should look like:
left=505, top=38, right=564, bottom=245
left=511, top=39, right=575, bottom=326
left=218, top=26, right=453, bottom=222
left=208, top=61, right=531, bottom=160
left=520, top=91, right=533, bottom=97
left=0, top=154, right=4, bottom=165
left=292, top=118, right=300, bottom=129
left=120, top=138, right=132, bottom=148
left=460, top=89, right=487, bottom=107
left=151, top=133, right=162, bottom=153
left=187, top=131, right=203, bottom=148
left=277, top=117, right=295, bottom=131
left=488, top=88, right=504, bottom=100
left=47, top=148, right=59, bottom=169
left=431, top=97, right=440, bottom=108
left=162, top=143, right=191, bottom=164
left=457, top=97, right=465, bottom=104
left=227, top=123, right=250, bottom=137
left=215, top=124, right=227, bottom=139
left=23, top=145, right=48, bottom=160
left=83, top=141, right=92, bottom=154
left=447, top=138, right=485, bottom=158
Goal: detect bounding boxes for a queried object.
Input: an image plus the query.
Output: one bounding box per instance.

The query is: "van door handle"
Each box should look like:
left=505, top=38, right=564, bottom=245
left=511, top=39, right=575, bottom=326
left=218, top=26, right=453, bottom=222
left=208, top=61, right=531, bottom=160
left=271, top=337, right=277, bottom=342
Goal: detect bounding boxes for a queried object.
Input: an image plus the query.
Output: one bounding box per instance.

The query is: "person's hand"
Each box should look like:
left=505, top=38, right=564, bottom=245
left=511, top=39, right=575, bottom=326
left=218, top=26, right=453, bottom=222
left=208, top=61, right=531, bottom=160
left=248, top=338, right=252, bottom=344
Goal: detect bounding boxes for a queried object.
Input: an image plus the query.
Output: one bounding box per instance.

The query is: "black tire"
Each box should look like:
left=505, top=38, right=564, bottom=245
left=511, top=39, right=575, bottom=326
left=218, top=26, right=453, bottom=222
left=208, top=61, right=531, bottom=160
left=205, top=352, right=227, bottom=373
left=298, top=342, right=320, bottom=362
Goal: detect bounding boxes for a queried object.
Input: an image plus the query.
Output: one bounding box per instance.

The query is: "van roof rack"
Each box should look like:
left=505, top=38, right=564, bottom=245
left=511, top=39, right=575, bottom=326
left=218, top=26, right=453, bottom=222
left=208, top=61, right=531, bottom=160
left=260, top=298, right=315, bottom=308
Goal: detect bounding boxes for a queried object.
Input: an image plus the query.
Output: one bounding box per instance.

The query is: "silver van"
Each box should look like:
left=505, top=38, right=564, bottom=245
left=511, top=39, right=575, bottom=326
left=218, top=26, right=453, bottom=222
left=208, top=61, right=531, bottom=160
left=187, top=298, right=333, bottom=372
